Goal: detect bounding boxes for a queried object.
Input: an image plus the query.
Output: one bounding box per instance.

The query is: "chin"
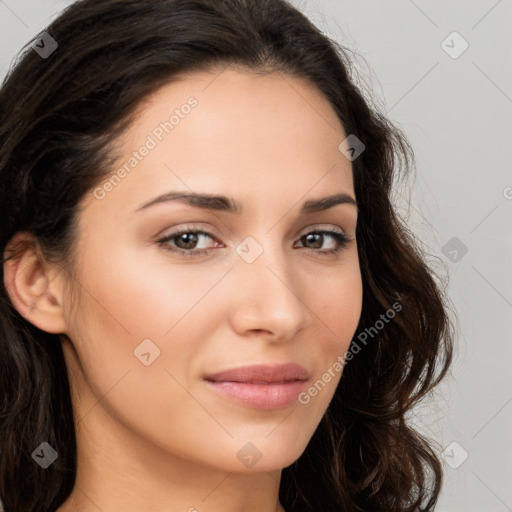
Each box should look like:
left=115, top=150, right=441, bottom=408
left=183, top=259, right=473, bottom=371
left=220, top=434, right=310, bottom=474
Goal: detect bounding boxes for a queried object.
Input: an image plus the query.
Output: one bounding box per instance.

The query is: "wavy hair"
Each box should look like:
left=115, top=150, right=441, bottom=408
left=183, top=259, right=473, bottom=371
left=0, top=0, right=455, bottom=510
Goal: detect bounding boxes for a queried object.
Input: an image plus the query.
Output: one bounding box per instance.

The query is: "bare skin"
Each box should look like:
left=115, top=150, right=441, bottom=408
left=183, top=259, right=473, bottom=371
left=4, top=66, right=362, bottom=512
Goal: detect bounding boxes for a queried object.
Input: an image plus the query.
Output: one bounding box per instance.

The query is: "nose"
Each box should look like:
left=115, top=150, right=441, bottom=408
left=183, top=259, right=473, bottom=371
left=227, top=238, right=310, bottom=342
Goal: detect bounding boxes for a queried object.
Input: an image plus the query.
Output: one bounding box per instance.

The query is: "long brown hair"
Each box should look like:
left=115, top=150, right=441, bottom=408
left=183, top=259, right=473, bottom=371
left=0, top=0, right=455, bottom=510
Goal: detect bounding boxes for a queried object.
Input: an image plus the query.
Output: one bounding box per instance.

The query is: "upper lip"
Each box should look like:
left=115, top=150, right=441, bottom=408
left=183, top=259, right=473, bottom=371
left=203, top=363, right=310, bottom=384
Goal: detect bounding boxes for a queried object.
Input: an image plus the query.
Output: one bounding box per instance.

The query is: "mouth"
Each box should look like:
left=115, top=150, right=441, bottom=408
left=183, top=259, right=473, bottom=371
left=203, top=363, right=310, bottom=410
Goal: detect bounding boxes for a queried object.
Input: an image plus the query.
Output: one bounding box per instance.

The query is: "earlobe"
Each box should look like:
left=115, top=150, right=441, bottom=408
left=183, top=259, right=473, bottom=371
left=3, top=231, right=68, bottom=334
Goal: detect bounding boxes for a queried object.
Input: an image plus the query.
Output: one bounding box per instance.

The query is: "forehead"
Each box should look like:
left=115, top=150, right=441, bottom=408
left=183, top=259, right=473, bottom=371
left=135, top=66, right=344, bottom=132
left=84, top=67, right=354, bottom=217
left=126, top=66, right=347, bottom=156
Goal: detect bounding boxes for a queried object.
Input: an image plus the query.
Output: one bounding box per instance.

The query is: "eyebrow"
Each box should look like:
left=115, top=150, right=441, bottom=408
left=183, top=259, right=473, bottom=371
left=134, top=191, right=357, bottom=214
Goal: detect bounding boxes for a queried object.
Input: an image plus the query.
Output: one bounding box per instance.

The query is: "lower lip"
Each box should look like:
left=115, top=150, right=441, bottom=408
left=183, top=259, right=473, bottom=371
left=204, top=379, right=308, bottom=410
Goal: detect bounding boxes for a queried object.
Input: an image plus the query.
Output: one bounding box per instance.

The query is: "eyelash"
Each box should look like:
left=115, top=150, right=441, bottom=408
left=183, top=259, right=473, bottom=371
left=156, top=226, right=352, bottom=258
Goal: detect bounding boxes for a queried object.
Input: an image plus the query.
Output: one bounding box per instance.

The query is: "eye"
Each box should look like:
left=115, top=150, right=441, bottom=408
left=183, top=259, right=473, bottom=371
left=156, top=226, right=352, bottom=258
left=295, top=228, right=351, bottom=255
left=157, top=229, right=220, bottom=257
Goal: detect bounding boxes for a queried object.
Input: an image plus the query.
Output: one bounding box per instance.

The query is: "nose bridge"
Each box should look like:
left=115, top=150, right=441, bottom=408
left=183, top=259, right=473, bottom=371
left=229, top=232, right=309, bottom=336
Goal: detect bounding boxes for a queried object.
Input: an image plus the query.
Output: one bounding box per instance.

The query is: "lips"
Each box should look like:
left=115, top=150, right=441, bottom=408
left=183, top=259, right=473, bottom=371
left=203, top=363, right=310, bottom=410
left=203, top=363, right=310, bottom=384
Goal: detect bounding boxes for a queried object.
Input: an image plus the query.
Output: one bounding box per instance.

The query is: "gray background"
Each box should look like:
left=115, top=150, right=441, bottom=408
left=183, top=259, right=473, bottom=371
left=0, top=1, right=511, bottom=511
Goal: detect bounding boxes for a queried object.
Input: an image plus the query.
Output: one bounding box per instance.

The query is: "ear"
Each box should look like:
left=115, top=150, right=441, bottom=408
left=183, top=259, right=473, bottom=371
left=3, top=231, right=68, bottom=334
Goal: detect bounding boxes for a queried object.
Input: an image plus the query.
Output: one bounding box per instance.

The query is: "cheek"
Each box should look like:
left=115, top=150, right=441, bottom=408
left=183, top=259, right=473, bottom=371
left=65, top=240, right=232, bottom=406
left=303, top=259, right=362, bottom=403
left=325, top=279, right=363, bottom=353
left=72, top=240, right=227, bottom=341
left=315, top=257, right=363, bottom=351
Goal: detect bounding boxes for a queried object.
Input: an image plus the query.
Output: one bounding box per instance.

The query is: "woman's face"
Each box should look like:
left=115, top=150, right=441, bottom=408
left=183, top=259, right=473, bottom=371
left=62, top=67, right=362, bottom=474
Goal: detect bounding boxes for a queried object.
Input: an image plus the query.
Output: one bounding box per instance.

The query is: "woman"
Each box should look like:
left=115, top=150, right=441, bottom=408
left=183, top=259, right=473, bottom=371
left=0, top=0, right=454, bottom=511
